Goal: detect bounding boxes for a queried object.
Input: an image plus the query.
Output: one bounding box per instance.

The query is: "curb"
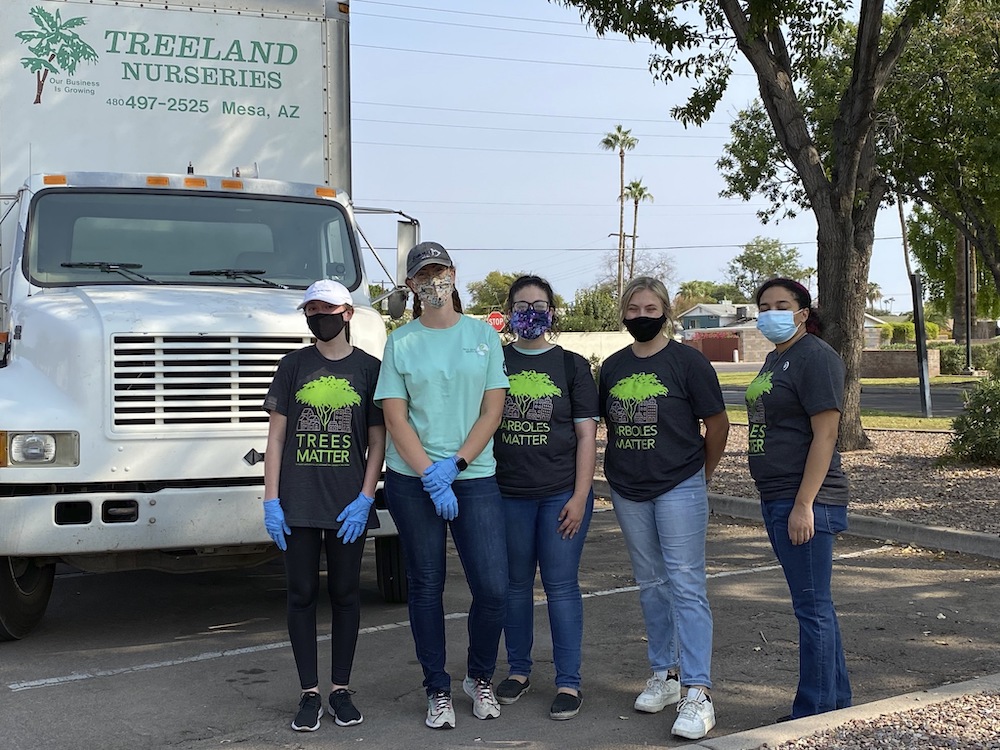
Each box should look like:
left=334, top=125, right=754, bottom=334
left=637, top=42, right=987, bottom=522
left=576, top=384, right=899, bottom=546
left=592, top=481, right=1000, bottom=560
left=690, top=672, right=1000, bottom=750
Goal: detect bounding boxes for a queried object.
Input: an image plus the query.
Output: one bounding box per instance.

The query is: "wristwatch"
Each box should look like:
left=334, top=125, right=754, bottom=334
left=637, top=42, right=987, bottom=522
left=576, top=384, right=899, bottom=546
left=454, top=456, right=469, bottom=472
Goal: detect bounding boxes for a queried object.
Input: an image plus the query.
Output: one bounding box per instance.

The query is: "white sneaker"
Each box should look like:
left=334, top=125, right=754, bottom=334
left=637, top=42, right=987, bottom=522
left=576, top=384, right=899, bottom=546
left=671, top=688, right=716, bottom=740
left=462, top=676, right=501, bottom=720
left=634, top=675, right=681, bottom=713
left=425, top=690, right=455, bottom=729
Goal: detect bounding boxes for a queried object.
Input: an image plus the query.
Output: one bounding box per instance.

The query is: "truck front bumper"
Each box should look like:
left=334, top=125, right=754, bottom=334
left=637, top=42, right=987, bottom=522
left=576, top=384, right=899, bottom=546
left=0, top=485, right=398, bottom=556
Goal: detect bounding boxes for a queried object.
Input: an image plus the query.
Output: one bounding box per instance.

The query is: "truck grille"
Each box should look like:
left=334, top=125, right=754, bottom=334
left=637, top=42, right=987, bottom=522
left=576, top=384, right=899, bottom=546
left=111, top=334, right=310, bottom=429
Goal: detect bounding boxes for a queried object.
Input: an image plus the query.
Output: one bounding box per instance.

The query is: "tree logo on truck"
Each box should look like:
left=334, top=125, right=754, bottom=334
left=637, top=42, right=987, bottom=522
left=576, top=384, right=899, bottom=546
left=15, top=6, right=98, bottom=104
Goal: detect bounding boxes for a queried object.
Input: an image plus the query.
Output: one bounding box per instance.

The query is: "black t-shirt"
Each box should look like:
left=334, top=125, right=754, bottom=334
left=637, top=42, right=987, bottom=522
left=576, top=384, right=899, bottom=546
left=263, top=346, right=384, bottom=528
left=599, top=341, right=725, bottom=501
left=745, top=334, right=850, bottom=505
left=494, top=345, right=599, bottom=497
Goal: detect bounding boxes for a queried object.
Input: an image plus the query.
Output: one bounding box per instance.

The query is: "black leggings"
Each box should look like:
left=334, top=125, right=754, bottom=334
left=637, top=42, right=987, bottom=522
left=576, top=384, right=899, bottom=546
left=284, top=526, right=365, bottom=690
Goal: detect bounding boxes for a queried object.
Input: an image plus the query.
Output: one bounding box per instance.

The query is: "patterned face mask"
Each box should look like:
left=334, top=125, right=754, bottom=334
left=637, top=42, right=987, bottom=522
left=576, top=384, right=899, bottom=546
left=414, top=275, right=455, bottom=309
left=510, top=308, right=552, bottom=340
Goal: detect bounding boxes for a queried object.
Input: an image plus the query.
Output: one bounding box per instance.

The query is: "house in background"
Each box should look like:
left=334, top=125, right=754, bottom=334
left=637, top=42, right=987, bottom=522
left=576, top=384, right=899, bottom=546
left=677, top=300, right=757, bottom=331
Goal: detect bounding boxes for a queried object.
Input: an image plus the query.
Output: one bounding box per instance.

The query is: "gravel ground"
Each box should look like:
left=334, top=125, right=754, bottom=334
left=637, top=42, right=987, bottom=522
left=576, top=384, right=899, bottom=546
left=596, top=424, right=1000, bottom=747
left=764, top=691, right=1000, bottom=750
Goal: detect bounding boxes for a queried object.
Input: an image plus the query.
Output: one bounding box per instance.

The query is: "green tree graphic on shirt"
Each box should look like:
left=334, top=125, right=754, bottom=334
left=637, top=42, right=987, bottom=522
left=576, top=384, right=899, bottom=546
left=610, top=373, right=668, bottom=421
left=745, top=371, right=774, bottom=409
left=508, top=370, right=561, bottom=417
left=295, top=376, right=360, bottom=430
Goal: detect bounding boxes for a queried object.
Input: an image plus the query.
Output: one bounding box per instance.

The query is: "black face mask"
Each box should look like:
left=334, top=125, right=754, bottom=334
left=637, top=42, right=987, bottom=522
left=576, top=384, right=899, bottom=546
left=307, top=312, right=346, bottom=342
left=623, top=314, right=667, bottom=343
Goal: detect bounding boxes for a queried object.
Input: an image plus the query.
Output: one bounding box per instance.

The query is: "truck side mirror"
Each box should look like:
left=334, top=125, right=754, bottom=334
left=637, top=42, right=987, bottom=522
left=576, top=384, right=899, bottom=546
left=387, top=288, right=408, bottom=320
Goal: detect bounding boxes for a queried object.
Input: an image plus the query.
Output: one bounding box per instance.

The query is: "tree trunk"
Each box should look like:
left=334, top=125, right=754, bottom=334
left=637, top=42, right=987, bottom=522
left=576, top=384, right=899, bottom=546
left=617, top=149, right=625, bottom=300
left=630, top=199, right=639, bottom=280
left=954, top=226, right=967, bottom=345
left=815, top=201, right=873, bottom=451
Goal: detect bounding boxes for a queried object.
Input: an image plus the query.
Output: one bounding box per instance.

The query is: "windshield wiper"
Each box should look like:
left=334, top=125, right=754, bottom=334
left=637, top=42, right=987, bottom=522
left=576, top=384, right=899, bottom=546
left=61, top=261, right=160, bottom=284
left=188, top=269, right=287, bottom=289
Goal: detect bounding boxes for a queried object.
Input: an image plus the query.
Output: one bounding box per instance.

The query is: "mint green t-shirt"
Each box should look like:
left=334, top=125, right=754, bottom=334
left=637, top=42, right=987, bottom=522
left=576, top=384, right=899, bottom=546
left=374, top=315, right=509, bottom=479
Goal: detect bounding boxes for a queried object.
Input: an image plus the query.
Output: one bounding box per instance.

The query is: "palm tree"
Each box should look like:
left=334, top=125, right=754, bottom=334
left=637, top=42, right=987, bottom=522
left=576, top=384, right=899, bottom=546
left=600, top=125, right=638, bottom=299
left=866, top=281, right=882, bottom=312
left=622, top=179, right=654, bottom=281
left=16, top=6, right=98, bottom=104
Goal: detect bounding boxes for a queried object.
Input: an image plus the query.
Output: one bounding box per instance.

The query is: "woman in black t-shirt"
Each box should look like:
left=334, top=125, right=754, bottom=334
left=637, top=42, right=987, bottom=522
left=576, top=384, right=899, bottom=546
left=598, top=276, right=729, bottom=741
left=747, top=277, right=852, bottom=720
left=262, top=279, right=386, bottom=733
left=493, top=275, right=599, bottom=721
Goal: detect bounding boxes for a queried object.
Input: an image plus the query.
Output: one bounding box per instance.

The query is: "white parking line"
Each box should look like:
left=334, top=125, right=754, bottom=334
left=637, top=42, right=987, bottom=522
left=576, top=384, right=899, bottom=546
left=6, top=545, right=892, bottom=693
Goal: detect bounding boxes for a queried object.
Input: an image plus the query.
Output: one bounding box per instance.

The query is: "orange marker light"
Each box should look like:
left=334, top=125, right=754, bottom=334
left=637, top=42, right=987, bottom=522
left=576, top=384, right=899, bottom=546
left=315, top=187, right=337, bottom=198
left=43, top=175, right=67, bottom=185
left=146, top=176, right=170, bottom=186
left=221, top=179, right=244, bottom=190
left=184, top=177, right=208, bottom=188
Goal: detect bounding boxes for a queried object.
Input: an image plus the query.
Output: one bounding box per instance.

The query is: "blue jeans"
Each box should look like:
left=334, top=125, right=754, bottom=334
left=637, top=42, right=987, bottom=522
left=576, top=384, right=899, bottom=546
left=761, top=499, right=852, bottom=718
left=611, top=469, right=713, bottom=688
left=385, top=470, right=508, bottom=695
left=502, top=488, right=594, bottom=691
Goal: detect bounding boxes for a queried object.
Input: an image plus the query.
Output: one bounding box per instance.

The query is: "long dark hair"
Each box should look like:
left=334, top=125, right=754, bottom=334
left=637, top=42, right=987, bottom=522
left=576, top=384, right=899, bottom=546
left=755, top=277, right=823, bottom=337
left=506, top=274, right=558, bottom=334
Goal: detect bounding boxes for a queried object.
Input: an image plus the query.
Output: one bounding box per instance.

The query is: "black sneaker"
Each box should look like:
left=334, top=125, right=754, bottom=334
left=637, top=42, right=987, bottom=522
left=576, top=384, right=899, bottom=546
left=495, top=677, right=530, bottom=705
left=330, top=688, right=364, bottom=727
left=291, top=691, right=323, bottom=732
left=549, top=691, right=582, bottom=720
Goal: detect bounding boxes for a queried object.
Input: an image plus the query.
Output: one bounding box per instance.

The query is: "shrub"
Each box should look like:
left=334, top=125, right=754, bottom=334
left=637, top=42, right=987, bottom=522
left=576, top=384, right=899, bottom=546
left=973, top=341, right=1000, bottom=372
left=948, top=378, right=1000, bottom=466
left=890, top=322, right=916, bottom=343
left=924, top=321, right=940, bottom=340
left=879, top=322, right=893, bottom=344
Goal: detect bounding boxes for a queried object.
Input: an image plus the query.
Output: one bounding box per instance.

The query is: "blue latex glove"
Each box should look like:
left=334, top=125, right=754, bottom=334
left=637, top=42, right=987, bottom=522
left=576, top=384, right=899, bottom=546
left=336, top=492, right=375, bottom=544
left=421, top=456, right=461, bottom=494
left=429, top=485, right=459, bottom=521
left=263, top=498, right=291, bottom=551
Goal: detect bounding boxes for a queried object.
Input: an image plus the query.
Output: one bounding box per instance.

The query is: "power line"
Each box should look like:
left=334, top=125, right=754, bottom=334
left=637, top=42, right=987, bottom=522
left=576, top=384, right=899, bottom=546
left=354, top=140, right=719, bottom=157
left=353, top=117, right=727, bottom=139
left=353, top=44, right=648, bottom=70
left=352, top=100, right=734, bottom=127
left=353, top=9, right=632, bottom=42
left=354, top=0, right=596, bottom=28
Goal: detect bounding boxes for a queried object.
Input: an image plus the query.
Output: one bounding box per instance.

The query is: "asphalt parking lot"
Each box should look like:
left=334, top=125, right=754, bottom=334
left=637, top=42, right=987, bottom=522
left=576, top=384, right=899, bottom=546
left=3, top=507, right=999, bottom=750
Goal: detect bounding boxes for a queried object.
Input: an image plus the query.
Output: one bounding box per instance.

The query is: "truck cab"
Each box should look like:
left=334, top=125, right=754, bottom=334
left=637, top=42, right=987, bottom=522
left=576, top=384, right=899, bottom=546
left=0, top=171, right=408, bottom=639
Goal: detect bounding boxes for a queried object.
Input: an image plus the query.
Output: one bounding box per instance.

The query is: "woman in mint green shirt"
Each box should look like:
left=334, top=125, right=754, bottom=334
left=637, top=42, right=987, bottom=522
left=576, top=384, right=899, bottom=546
left=374, top=242, right=509, bottom=731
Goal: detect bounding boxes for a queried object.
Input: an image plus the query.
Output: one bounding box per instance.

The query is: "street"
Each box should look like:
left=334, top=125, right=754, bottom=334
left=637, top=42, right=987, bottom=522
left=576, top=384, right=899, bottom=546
left=2, top=508, right=999, bottom=750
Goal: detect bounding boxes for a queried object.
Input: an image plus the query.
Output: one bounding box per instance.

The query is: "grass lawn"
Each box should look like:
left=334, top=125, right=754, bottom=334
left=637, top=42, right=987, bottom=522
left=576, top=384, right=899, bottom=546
left=715, top=371, right=981, bottom=388
left=724, top=404, right=954, bottom=431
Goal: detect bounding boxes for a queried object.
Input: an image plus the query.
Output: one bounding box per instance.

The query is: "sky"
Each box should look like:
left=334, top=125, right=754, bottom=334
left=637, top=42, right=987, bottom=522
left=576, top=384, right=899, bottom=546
left=348, top=0, right=915, bottom=313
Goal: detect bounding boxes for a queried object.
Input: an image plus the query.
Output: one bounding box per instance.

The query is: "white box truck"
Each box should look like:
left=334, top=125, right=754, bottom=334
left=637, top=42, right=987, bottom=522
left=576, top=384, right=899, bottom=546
left=0, top=0, right=412, bottom=640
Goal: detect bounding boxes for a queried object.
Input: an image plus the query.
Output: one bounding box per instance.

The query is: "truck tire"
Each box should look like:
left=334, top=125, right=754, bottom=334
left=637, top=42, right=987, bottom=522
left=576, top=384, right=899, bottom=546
left=375, top=537, right=408, bottom=604
left=0, top=557, right=56, bottom=641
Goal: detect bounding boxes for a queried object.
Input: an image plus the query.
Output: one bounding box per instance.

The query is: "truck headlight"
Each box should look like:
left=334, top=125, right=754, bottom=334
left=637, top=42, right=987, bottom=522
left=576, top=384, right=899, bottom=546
left=1, top=432, right=80, bottom=466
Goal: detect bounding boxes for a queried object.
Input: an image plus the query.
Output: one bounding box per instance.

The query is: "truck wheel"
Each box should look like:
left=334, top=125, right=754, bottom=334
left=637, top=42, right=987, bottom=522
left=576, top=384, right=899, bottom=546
left=0, top=557, right=56, bottom=641
left=375, top=537, right=408, bottom=604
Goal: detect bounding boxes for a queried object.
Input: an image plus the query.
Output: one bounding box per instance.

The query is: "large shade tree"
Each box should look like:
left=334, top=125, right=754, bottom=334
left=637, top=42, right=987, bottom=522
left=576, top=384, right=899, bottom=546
left=558, top=0, right=947, bottom=449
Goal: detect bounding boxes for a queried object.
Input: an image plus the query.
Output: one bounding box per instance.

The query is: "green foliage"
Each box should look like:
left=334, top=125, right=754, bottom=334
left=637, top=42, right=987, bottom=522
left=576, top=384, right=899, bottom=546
left=466, top=271, right=526, bottom=315
left=890, top=322, right=915, bottom=344
left=928, top=342, right=1000, bottom=375
left=879, top=323, right=893, bottom=343
left=562, top=285, right=619, bottom=332
left=924, top=321, right=940, bottom=341
left=948, top=378, right=1000, bottom=466
left=508, top=370, right=561, bottom=416
left=587, top=354, right=602, bottom=387
left=725, top=237, right=811, bottom=300
left=928, top=343, right=965, bottom=375
left=745, top=371, right=773, bottom=404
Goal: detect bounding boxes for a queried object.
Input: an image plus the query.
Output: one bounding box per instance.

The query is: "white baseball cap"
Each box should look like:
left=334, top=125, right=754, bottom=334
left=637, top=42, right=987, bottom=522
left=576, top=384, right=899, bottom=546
left=297, top=279, right=353, bottom=309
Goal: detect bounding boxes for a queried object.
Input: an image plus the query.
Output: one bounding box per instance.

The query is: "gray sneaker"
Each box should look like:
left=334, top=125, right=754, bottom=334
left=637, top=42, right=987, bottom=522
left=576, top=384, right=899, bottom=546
left=463, top=676, right=501, bottom=720
left=671, top=688, right=716, bottom=739
left=634, top=675, right=681, bottom=713
left=425, top=690, right=455, bottom=730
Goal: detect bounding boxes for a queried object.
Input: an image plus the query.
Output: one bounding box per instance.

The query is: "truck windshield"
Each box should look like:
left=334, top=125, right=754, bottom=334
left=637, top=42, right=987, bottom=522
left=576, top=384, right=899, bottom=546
left=25, top=190, right=359, bottom=290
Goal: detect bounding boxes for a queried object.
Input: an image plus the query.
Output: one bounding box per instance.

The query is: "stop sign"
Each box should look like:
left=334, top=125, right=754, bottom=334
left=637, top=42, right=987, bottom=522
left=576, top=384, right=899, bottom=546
left=486, top=311, right=505, bottom=331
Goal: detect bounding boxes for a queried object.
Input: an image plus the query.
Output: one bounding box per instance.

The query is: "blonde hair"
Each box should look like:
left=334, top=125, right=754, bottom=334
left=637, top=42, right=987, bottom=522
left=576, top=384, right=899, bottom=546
left=619, top=276, right=673, bottom=331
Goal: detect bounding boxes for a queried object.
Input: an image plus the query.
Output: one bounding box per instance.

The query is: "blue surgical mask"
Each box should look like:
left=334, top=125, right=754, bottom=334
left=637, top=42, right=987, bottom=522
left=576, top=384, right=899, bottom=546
left=756, top=310, right=800, bottom=344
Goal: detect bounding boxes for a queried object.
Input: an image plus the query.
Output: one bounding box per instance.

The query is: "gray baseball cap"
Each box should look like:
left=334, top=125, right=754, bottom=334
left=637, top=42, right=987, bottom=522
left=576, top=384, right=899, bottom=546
left=406, top=241, right=453, bottom=278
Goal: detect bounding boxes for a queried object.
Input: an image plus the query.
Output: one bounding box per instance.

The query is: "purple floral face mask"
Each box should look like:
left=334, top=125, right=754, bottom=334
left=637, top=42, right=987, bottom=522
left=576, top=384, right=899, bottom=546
left=510, top=309, right=553, bottom=340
